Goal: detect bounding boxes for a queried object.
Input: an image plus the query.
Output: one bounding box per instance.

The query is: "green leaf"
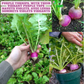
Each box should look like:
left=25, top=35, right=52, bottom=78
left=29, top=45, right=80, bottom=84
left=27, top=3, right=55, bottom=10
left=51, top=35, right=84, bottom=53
left=56, top=5, right=63, bottom=7
left=40, top=29, right=52, bottom=44
left=23, top=74, right=32, bottom=81
left=7, top=78, right=16, bottom=84
left=16, top=68, right=23, bottom=75
left=43, top=76, right=49, bottom=83
left=32, top=72, right=38, bottom=78
left=29, top=14, right=48, bottom=31
left=11, top=14, right=49, bottom=52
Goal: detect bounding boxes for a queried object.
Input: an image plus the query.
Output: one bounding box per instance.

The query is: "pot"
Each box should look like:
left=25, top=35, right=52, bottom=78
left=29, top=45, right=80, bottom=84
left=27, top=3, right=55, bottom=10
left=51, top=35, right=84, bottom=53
left=54, top=66, right=82, bottom=84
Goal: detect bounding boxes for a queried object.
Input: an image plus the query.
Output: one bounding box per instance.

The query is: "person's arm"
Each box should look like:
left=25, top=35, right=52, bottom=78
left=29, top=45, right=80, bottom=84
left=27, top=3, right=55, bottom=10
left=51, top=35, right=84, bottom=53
left=0, top=43, right=41, bottom=84
left=49, top=32, right=62, bottom=38
left=0, top=61, right=13, bottom=84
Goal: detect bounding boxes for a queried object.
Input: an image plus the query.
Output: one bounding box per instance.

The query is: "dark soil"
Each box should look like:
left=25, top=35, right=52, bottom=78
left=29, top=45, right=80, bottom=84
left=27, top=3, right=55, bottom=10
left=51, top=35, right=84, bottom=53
left=53, top=65, right=81, bottom=74
left=52, top=0, right=84, bottom=32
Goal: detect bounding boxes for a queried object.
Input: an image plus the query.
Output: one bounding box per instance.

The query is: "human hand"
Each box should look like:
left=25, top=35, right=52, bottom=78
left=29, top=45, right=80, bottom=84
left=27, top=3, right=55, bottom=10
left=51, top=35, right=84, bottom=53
left=6, top=43, right=41, bottom=71
left=62, top=32, right=83, bottom=46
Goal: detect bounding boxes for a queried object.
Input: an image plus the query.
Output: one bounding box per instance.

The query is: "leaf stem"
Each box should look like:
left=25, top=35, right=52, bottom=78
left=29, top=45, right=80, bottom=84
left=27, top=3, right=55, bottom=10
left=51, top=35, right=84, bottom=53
left=60, top=0, right=63, bottom=11
left=17, top=15, right=33, bottom=52
left=22, top=22, right=33, bottom=52
left=24, top=16, right=34, bottom=52
left=55, top=47, right=59, bottom=65
left=74, top=0, right=81, bottom=9
left=34, top=20, right=40, bottom=51
left=52, top=0, right=63, bottom=20
left=16, top=25, right=27, bottom=45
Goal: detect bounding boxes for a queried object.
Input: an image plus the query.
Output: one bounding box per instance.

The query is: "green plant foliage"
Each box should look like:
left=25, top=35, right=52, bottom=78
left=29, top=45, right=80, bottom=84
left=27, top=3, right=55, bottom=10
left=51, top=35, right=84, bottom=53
left=32, top=72, right=49, bottom=84
left=11, top=14, right=50, bottom=52
left=0, top=14, right=51, bottom=84
left=74, top=0, right=81, bottom=9
left=50, top=36, right=83, bottom=71
left=52, top=0, right=63, bottom=20
left=7, top=78, right=16, bottom=84
left=40, top=29, right=52, bottom=44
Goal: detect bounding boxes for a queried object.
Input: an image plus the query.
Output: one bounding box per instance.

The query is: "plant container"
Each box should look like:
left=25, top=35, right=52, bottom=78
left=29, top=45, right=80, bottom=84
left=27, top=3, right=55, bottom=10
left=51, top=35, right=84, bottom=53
left=54, top=66, right=82, bottom=84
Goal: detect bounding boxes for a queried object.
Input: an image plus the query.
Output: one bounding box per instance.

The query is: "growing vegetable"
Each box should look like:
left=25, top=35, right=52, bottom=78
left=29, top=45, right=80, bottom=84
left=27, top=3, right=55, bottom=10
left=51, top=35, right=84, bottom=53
left=31, top=52, right=38, bottom=61
left=50, top=42, right=74, bottom=73
left=69, top=45, right=83, bottom=70
left=52, top=0, right=71, bottom=27
left=11, top=14, right=49, bottom=61
left=50, top=36, right=83, bottom=74
left=70, top=64, right=79, bottom=70
left=69, top=0, right=82, bottom=19
left=59, top=69, right=66, bottom=73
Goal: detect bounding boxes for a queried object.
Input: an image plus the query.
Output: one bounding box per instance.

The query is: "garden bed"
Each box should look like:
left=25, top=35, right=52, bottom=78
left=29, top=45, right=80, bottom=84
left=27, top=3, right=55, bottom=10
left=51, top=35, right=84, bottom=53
left=0, top=14, right=51, bottom=84
left=52, top=0, right=84, bottom=31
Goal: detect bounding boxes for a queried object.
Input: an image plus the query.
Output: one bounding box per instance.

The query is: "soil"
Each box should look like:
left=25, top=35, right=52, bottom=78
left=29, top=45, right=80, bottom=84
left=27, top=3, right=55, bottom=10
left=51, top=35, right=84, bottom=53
left=52, top=0, right=84, bottom=32
left=53, top=65, right=81, bottom=74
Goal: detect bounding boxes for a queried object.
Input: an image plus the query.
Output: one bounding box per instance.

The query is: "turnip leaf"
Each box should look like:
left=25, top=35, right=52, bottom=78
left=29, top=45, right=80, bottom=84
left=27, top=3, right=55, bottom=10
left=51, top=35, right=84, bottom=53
left=11, top=14, right=49, bottom=53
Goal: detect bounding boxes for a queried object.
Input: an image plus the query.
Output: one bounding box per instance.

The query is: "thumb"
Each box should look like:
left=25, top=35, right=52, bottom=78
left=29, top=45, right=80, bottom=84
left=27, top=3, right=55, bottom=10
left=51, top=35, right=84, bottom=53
left=20, top=45, right=30, bottom=51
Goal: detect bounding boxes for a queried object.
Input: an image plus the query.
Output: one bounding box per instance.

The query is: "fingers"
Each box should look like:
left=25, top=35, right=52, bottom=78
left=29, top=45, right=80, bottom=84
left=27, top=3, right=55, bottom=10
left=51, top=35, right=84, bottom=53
left=36, top=45, right=41, bottom=53
left=73, top=33, right=82, bottom=42
left=20, top=42, right=29, bottom=46
left=71, top=38, right=82, bottom=47
left=36, top=49, right=39, bottom=53
left=20, top=45, right=30, bottom=51
left=27, top=56, right=31, bottom=60
left=20, top=44, right=41, bottom=53
left=76, top=35, right=82, bottom=42
left=78, top=32, right=83, bottom=35
left=20, top=43, right=26, bottom=46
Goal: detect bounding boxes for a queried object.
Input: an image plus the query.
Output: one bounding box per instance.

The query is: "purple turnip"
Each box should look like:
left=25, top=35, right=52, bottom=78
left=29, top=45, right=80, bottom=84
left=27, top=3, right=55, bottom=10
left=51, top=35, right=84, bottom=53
left=69, top=0, right=82, bottom=19
left=59, top=15, right=71, bottom=27
left=59, top=69, right=66, bottom=73
left=31, top=52, right=38, bottom=61
left=70, top=64, right=79, bottom=70
left=52, top=0, right=71, bottom=27
left=69, top=6, right=82, bottom=19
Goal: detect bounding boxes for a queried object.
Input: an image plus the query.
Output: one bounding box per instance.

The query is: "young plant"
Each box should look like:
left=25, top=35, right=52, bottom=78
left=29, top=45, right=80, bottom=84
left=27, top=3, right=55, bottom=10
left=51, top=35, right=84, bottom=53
left=50, top=36, right=83, bottom=73
left=11, top=14, right=48, bottom=61
left=32, top=72, right=49, bottom=84
left=50, top=41, right=73, bottom=73
left=69, top=0, right=82, bottom=19
left=69, top=46, right=83, bottom=70
left=69, top=41, right=83, bottom=70
left=63, top=37, right=83, bottom=71
left=52, top=0, right=71, bottom=27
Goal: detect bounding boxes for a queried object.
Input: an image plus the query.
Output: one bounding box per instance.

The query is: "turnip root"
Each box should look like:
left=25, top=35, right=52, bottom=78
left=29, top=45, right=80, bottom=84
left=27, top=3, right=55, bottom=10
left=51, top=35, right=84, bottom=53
left=69, top=6, right=82, bottom=19
left=59, top=69, right=66, bottom=73
left=70, top=64, right=79, bottom=70
left=31, top=52, right=38, bottom=61
left=59, top=15, right=71, bottom=27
